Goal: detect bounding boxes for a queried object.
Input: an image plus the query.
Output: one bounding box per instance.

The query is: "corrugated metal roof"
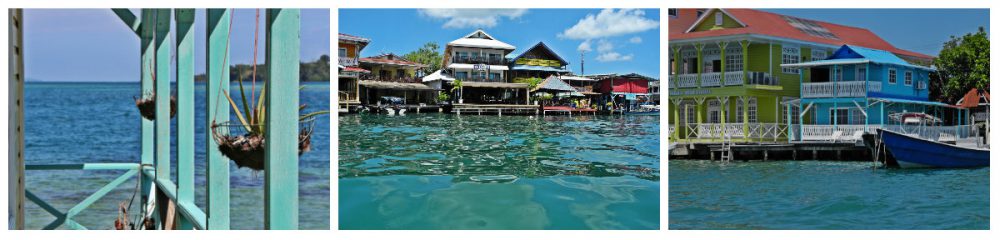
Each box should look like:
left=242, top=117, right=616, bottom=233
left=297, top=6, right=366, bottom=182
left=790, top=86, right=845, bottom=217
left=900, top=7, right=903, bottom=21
left=669, top=9, right=934, bottom=61
left=533, top=75, right=578, bottom=92
left=463, top=81, right=529, bottom=89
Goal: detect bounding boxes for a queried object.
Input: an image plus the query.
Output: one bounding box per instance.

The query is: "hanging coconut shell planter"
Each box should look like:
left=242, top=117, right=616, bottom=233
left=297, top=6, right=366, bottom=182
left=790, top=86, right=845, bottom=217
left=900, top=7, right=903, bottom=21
left=211, top=117, right=317, bottom=170
left=207, top=9, right=328, bottom=171
left=134, top=92, right=177, bottom=120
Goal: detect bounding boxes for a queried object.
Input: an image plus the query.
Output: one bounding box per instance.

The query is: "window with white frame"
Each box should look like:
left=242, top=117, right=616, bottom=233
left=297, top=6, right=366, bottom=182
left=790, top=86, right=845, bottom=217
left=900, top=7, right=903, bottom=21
left=708, top=100, right=721, bottom=123
left=725, top=46, right=743, bottom=72
left=669, top=9, right=678, bottom=18
left=831, top=108, right=849, bottom=125
left=339, top=48, right=347, bottom=57
left=857, top=65, right=867, bottom=81
left=735, top=100, right=743, bottom=122
left=849, top=108, right=864, bottom=124
left=782, top=46, right=800, bottom=74
left=715, top=12, right=723, bottom=26
left=904, top=71, right=913, bottom=86
left=748, top=98, right=758, bottom=123
left=811, top=49, right=827, bottom=61
left=782, top=103, right=800, bottom=125
left=888, top=68, right=897, bottom=84
left=685, top=103, right=696, bottom=124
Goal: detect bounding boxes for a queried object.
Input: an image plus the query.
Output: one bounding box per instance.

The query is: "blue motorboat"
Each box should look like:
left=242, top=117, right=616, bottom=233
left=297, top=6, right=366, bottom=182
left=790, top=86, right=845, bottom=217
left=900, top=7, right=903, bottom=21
left=877, top=128, right=989, bottom=168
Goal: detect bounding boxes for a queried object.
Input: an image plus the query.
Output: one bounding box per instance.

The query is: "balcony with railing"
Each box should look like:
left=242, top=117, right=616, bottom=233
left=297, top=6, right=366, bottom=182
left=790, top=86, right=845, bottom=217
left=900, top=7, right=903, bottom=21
left=452, top=55, right=506, bottom=65
left=339, top=57, right=358, bottom=67
left=801, top=81, right=881, bottom=98
left=668, top=71, right=776, bottom=89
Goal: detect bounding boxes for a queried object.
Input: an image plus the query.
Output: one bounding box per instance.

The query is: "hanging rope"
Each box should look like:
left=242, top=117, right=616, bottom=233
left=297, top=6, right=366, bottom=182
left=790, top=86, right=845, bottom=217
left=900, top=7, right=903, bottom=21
left=211, top=9, right=236, bottom=127
left=251, top=8, right=260, bottom=118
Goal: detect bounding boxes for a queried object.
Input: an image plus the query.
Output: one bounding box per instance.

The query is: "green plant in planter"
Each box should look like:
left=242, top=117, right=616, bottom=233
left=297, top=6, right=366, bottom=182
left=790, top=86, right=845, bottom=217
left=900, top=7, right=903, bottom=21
left=437, top=92, right=450, bottom=103
left=212, top=78, right=329, bottom=170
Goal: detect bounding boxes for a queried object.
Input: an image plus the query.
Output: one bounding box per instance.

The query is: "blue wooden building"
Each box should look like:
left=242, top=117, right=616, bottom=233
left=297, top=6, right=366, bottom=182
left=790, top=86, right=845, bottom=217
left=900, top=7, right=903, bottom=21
left=782, top=45, right=966, bottom=142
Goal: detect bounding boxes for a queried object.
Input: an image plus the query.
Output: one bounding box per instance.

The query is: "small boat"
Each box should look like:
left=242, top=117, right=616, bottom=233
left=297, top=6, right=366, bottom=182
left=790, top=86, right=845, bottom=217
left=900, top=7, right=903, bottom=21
left=876, top=129, right=989, bottom=168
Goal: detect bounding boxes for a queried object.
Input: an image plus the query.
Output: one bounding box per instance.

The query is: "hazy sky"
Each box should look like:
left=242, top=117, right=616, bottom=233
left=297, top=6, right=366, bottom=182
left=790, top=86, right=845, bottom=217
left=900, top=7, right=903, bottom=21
left=340, top=9, right=661, bottom=79
left=23, top=9, right=330, bottom=82
left=765, top=8, right=989, bottom=56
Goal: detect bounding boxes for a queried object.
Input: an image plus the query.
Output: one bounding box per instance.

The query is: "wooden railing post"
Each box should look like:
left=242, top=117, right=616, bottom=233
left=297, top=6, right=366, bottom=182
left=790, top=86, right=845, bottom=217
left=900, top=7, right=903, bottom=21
left=264, top=8, right=300, bottom=230
left=174, top=8, right=195, bottom=229
left=8, top=8, right=26, bottom=230
left=205, top=8, right=231, bottom=230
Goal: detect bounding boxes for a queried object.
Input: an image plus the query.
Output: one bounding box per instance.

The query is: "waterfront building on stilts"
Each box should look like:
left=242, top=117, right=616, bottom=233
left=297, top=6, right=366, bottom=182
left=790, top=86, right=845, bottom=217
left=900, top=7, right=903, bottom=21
left=338, top=33, right=370, bottom=113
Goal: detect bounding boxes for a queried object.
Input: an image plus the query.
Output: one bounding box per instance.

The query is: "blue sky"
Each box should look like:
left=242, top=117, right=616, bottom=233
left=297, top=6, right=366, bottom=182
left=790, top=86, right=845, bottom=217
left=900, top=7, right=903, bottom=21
left=23, top=9, right=330, bottom=82
left=339, top=8, right=661, bottom=78
left=764, top=9, right=989, bottom=56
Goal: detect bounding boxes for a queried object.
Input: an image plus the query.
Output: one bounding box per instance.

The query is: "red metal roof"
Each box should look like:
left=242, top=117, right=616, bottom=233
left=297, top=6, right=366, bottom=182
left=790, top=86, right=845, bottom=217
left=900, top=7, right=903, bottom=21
left=359, top=53, right=427, bottom=68
left=342, top=66, right=369, bottom=73
left=669, top=9, right=933, bottom=61
left=957, top=88, right=990, bottom=108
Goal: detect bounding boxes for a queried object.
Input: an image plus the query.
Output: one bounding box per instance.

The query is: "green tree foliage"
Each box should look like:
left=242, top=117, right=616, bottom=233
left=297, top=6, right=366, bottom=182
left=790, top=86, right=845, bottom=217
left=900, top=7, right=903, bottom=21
left=931, top=27, right=989, bottom=103
left=402, top=42, right=443, bottom=75
left=195, top=54, right=330, bottom=82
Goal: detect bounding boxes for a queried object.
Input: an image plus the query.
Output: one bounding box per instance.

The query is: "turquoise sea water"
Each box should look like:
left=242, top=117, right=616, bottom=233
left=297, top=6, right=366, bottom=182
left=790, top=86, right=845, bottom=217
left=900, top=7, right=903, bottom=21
left=669, top=160, right=989, bottom=229
left=339, top=114, right=660, bottom=229
left=22, top=82, right=330, bottom=229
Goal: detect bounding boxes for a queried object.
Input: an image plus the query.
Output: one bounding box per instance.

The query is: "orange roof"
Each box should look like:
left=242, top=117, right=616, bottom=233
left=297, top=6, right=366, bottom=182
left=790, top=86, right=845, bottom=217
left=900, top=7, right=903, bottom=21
left=957, top=88, right=990, bottom=108
left=669, top=9, right=933, bottom=61
left=360, top=53, right=427, bottom=68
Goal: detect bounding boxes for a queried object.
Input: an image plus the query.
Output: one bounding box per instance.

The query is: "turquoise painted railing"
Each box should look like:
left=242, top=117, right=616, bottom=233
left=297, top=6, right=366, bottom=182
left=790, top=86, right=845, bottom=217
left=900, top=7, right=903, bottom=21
left=15, top=8, right=301, bottom=230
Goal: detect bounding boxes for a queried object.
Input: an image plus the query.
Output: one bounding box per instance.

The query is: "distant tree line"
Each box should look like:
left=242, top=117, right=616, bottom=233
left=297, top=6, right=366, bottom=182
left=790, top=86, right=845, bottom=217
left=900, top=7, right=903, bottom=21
left=195, top=54, right=330, bottom=82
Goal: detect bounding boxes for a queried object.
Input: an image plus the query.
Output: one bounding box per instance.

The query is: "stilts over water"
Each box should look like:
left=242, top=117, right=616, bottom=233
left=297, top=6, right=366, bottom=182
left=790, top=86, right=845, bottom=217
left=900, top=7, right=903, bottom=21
left=8, top=8, right=311, bottom=230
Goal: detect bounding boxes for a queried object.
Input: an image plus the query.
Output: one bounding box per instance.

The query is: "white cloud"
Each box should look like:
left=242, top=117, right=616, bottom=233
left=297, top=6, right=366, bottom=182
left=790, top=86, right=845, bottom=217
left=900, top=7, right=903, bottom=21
left=629, top=36, right=642, bottom=43
left=596, top=52, right=634, bottom=62
left=596, top=39, right=614, bottom=52
left=558, top=9, right=659, bottom=40
left=419, top=9, right=528, bottom=29
left=577, top=39, right=593, bottom=52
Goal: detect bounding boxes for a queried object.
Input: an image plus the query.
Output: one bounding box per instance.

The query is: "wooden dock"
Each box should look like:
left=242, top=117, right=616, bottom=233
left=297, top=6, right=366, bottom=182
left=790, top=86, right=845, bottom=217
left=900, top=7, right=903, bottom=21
left=453, top=104, right=540, bottom=115
left=541, top=106, right=598, bottom=116
left=671, top=141, right=873, bottom=161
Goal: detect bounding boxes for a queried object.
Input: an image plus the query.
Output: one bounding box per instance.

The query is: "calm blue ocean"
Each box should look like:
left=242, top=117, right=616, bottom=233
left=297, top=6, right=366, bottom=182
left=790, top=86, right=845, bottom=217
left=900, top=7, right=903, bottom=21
left=669, top=160, right=989, bottom=229
left=339, top=114, right=660, bottom=230
left=22, top=82, right=330, bottom=230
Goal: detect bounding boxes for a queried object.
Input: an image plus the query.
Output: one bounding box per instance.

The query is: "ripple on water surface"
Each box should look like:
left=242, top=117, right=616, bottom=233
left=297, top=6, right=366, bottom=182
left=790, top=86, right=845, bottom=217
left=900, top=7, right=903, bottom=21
left=669, top=160, right=989, bottom=230
left=339, top=114, right=660, bottom=229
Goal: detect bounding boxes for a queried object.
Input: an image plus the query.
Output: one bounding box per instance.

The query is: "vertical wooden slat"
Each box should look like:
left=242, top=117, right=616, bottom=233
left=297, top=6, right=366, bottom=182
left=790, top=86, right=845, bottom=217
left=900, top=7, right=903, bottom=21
left=8, top=8, right=26, bottom=230
left=139, top=9, right=155, bottom=215
left=264, top=8, right=300, bottom=230
left=174, top=8, right=195, bottom=230
left=205, top=8, right=231, bottom=230
left=153, top=8, right=171, bottom=182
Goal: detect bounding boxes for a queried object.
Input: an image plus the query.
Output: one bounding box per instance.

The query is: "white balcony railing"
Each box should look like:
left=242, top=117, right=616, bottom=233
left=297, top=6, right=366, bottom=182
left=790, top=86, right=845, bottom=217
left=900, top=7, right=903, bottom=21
left=686, top=123, right=789, bottom=141
left=799, top=124, right=873, bottom=142
left=802, top=81, right=882, bottom=98
left=701, top=72, right=721, bottom=87
left=724, top=71, right=743, bottom=85
left=796, top=124, right=982, bottom=144
left=339, top=57, right=358, bottom=66
left=669, top=71, right=778, bottom=89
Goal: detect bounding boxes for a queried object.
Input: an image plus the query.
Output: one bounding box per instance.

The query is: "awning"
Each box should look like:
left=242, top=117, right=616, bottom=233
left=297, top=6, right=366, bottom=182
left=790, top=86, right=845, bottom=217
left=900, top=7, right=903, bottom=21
left=422, top=69, right=455, bottom=82
left=872, top=98, right=960, bottom=108
left=359, top=80, right=437, bottom=91
left=560, top=75, right=596, bottom=82
left=511, top=65, right=571, bottom=72
left=462, top=81, right=529, bottom=89
left=448, top=63, right=509, bottom=71
left=342, top=66, right=370, bottom=73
